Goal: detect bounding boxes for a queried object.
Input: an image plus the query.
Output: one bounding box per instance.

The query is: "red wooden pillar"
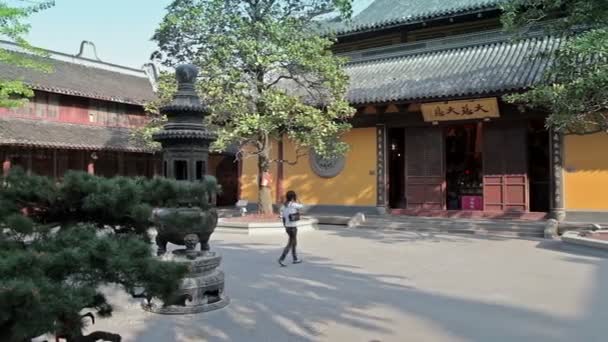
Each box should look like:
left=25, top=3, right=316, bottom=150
left=276, top=138, right=285, bottom=203
left=2, top=156, right=11, bottom=177
left=52, top=149, right=58, bottom=180
left=237, top=157, right=242, bottom=200
left=152, top=155, right=161, bottom=178
left=26, top=149, right=32, bottom=176
left=118, top=152, right=125, bottom=176
left=87, top=152, right=97, bottom=175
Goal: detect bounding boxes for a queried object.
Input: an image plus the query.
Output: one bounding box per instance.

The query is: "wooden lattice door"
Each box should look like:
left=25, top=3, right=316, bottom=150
left=483, top=123, right=529, bottom=212
left=404, top=127, right=445, bottom=209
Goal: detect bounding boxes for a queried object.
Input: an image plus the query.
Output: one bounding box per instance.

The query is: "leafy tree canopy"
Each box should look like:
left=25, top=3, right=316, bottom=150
left=0, top=0, right=54, bottom=108
left=502, top=0, right=608, bottom=134
left=151, top=0, right=356, bottom=213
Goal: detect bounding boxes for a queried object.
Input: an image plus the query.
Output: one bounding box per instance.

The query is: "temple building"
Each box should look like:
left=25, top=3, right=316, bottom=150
left=239, top=0, right=608, bottom=223
left=0, top=41, right=239, bottom=206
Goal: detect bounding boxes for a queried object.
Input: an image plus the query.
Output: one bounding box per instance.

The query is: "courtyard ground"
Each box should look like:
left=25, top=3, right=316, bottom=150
left=89, top=227, right=608, bottom=342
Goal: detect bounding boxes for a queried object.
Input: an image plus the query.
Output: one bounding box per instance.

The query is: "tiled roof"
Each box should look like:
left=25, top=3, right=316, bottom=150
left=0, top=118, right=154, bottom=153
left=325, top=0, right=504, bottom=35
left=0, top=51, right=156, bottom=106
left=344, top=34, right=560, bottom=104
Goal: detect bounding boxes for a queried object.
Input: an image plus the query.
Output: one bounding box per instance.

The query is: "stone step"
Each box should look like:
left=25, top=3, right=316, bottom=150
left=354, top=225, right=544, bottom=239
left=367, top=215, right=545, bottom=227
left=355, top=216, right=546, bottom=239
left=313, top=216, right=351, bottom=225
left=558, top=221, right=607, bottom=234
left=366, top=223, right=545, bottom=233
left=361, top=220, right=545, bottom=231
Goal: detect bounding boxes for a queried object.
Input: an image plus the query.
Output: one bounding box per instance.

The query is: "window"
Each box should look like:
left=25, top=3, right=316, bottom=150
left=196, top=161, right=205, bottom=180
left=6, top=92, right=61, bottom=119
left=174, top=160, right=188, bottom=180
left=47, top=94, right=59, bottom=119
left=35, top=93, right=47, bottom=118
left=89, top=99, right=101, bottom=123
left=88, top=100, right=128, bottom=126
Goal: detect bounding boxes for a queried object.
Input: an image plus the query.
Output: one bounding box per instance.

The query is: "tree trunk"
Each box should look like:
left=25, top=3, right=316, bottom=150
left=258, top=151, right=273, bottom=214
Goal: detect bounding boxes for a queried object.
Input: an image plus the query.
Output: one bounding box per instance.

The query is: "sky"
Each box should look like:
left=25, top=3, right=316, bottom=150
left=26, top=0, right=173, bottom=69
left=23, top=0, right=375, bottom=70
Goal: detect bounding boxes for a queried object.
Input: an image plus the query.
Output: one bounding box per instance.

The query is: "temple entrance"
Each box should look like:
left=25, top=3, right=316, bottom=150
left=388, top=120, right=550, bottom=217
left=528, top=120, right=550, bottom=212
left=445, top=124, right=483, bottom=210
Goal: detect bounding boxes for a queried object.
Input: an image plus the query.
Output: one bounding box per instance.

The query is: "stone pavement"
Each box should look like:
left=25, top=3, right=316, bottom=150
left=86, top=227, right=608, bottom=342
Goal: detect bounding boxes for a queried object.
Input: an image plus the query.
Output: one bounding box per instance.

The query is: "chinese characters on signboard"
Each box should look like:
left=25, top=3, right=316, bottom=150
left=421, top=98, right=500, bottom=122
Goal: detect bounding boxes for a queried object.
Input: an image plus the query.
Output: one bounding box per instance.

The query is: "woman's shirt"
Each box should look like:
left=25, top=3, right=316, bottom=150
left=280, top=201, right=304, bottom=228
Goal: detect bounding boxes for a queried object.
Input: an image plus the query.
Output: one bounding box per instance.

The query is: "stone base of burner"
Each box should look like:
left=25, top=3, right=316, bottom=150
left=142, top=250, right=229, bottom=315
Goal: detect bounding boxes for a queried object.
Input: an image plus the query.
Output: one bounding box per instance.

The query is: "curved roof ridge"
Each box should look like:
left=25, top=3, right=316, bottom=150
left=343, top=34, right=560, bottom=104
left=325, top=0, right=504, bottom=36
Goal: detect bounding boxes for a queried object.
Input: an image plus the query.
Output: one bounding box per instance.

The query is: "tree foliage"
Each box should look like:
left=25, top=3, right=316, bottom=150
left=151, top=0, right=355, bottom=213
left=0, top=169, right=218, bottom=341
left=0, top=0, right=54, bottom=108
left=502, top=0, right=608, bottom=134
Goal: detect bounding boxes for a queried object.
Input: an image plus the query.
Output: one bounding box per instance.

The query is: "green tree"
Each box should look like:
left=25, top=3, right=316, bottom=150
left=152, top=0, right=355, bottom=213
left=0, top=1, right=54, bottom=108
left=502, top=0, right=608, bottom=134
left=0, top=169, right=219, bottom=341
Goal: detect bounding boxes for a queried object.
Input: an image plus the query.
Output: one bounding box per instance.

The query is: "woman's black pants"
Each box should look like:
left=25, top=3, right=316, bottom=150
left=280, top=227, right=298, bottom=261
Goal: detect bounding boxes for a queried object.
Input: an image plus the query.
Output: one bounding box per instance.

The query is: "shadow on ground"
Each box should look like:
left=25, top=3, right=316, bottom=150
left=112, top=230, right=608, bottom=342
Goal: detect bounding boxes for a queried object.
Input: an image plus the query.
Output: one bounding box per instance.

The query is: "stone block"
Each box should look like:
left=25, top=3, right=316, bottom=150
left=348, top=213, right=366, bottom=228
left=544, top=219, right=559, bottom=240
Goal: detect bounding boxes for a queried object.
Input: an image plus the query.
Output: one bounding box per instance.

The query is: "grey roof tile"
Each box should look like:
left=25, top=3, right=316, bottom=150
left=344, top=35, right=560, bottom=104
left=326, top=0, right=504, bottom=35
left=0, top=117, right=154, bottom=153
left=0, top=52, right=156, bottom=105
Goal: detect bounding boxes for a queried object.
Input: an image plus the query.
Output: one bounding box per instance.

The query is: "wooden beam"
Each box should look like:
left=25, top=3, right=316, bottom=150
left=407, top=103, right=421, bottom=113
left=385, top=104, right=400, bottom=114
left=363, top=106, right=378, bottom=115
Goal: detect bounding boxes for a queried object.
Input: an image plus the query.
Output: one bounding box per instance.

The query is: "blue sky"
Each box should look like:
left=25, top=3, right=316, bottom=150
left=24, top=0, right=375, bottom=69
left=26, top=0, right=172, bottom=69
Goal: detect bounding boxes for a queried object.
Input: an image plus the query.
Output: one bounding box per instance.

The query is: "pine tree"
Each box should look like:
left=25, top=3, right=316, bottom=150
left=0, top=169, right=218, bottom=341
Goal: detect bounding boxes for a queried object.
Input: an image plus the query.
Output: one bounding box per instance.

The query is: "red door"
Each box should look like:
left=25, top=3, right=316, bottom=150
left=404, top=127, right=445, bottom=209
left=483, top=123, right=529, bottom=212
left=216, top=156, right=239, bottom=207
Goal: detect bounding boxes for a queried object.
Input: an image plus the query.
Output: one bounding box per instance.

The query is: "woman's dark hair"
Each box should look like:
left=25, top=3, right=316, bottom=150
left=285, top=190, right=297, bottom=205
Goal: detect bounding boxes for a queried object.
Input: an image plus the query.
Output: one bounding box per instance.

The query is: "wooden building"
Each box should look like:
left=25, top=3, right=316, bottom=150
left=0, top=41, right=239, bottom=206
left=239, top=0, right=608, bottom=223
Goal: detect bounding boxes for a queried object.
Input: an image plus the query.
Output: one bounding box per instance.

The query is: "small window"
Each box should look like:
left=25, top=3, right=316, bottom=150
left=89, top=99, right=99, bottom=122
left=196, top=161, right=205, bottom=180
left=47, top=94, right=59, bottom=119
left=174, top=160, right=188, bottom=180
left=35, top=93, right=47, bottom=118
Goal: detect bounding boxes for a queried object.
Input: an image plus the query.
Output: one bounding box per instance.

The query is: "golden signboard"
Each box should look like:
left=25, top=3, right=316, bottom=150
left=421, top=97, right=500, bottom=122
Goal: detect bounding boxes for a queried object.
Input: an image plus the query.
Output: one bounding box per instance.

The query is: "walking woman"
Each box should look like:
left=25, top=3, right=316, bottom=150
left=278, top=190, right=303, bottom=267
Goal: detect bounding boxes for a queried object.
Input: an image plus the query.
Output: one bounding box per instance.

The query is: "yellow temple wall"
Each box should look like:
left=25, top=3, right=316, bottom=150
left=564, top=133, right=608, bottom=210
